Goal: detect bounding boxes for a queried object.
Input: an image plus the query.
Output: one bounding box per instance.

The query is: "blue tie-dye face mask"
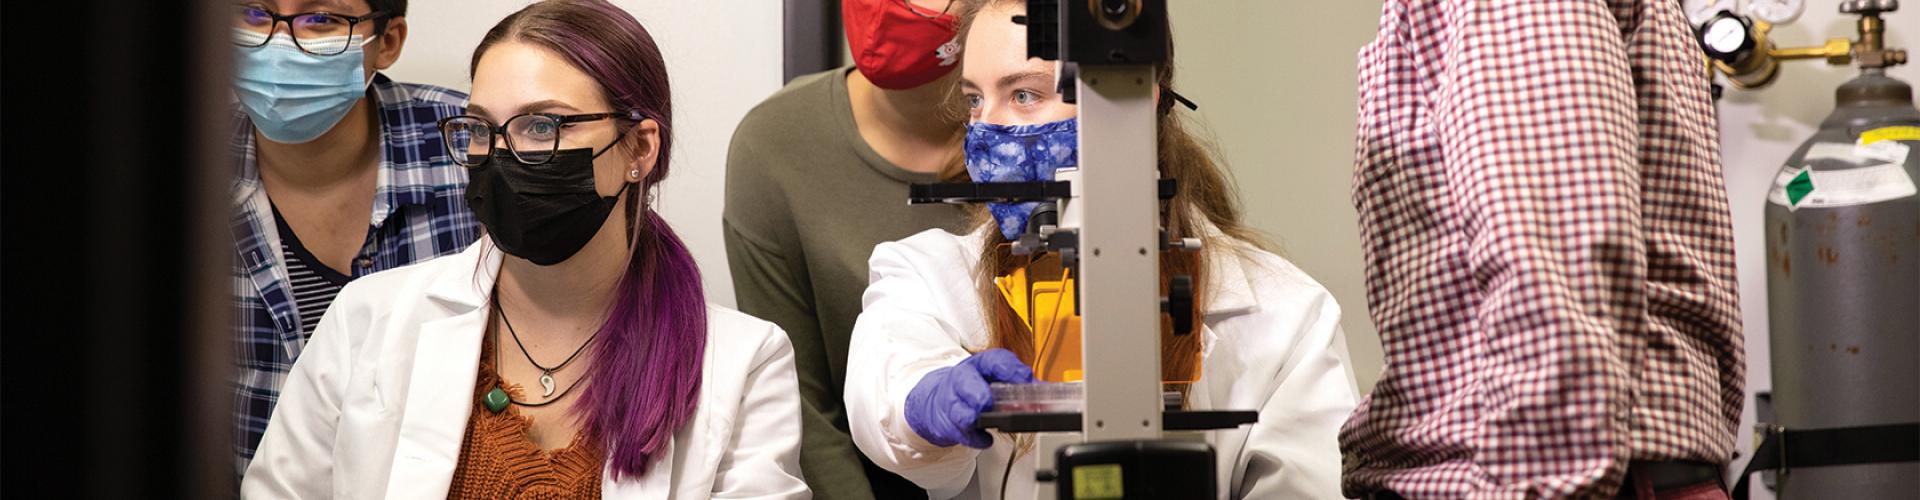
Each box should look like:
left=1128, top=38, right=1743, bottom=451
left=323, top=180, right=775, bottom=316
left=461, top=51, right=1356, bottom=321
left=963, top=118, right=1079, bottom=240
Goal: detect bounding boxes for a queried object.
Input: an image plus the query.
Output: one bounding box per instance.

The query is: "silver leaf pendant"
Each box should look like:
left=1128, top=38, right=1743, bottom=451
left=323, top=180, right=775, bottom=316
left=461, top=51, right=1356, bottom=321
left=540, top=372, right=556, bottom=397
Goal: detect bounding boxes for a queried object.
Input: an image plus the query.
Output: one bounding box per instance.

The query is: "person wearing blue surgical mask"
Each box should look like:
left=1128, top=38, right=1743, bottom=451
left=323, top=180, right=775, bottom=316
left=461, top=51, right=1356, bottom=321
left=227, top=0, right=479, bottom=480
left=841, top=0, right=1358, bottom=498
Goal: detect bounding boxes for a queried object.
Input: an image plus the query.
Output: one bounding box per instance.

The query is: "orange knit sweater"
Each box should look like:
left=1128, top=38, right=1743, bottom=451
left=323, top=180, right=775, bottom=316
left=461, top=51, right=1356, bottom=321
left=447, top=335, right=603, bottom=499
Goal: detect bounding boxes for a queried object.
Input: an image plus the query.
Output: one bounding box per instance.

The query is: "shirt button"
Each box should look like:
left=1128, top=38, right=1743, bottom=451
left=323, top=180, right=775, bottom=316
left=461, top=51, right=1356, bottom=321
left=357, top=257, right=374, bottom=270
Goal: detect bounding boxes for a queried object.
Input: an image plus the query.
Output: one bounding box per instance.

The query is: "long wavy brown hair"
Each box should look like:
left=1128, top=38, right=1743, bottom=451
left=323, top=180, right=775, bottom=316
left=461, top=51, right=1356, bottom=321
left=952, top=0, right=1266, bottom=383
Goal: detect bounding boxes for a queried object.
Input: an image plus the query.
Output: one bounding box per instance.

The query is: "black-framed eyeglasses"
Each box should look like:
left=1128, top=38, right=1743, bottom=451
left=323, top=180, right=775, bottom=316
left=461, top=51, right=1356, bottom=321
left=232, top=3, right=392, bottom=56
left=439, top=111, right=645, bottom=167
left=897, top=0, right=955, bottom=19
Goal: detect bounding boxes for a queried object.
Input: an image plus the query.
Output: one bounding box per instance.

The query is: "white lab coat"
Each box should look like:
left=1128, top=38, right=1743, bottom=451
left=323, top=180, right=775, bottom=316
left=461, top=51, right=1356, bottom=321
left=845, top=228, right=1358, bottom=499
left=242, top=242, right=810, bottom=500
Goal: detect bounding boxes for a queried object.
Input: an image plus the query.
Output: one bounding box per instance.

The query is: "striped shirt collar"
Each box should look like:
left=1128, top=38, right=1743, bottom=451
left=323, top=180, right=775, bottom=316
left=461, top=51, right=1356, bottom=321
left=230, top=73, right=463, bottom=228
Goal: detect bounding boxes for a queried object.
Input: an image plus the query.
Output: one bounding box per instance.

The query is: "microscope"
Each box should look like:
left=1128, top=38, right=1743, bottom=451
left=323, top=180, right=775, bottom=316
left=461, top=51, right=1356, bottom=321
left=908, top=1, right=1255, bottom=498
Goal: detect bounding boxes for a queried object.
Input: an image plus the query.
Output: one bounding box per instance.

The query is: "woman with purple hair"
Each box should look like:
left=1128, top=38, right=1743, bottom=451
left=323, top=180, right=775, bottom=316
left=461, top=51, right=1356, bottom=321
left=241, top=1, right=807, bottom=498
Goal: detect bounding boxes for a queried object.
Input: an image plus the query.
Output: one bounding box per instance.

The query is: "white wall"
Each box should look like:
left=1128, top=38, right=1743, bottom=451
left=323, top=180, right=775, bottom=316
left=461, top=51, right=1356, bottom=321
left=1168, top=0, right=1387, bottom=391
left=384, top=0, right=786, bottom=308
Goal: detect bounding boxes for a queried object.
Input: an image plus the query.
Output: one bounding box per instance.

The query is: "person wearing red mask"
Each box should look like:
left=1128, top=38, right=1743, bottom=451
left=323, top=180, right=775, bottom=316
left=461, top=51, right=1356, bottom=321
left=722, top=1, right=969, bottom=498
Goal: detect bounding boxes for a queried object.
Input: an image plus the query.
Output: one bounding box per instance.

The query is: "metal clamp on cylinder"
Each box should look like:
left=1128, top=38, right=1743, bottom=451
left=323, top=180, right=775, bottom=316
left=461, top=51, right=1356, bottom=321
left=1730, top=422, right=1920, bottom=499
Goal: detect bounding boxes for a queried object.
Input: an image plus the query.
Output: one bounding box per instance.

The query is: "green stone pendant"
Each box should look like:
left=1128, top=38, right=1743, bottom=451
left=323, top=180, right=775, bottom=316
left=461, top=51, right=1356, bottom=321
left=483, top=386, right=510, bottom=414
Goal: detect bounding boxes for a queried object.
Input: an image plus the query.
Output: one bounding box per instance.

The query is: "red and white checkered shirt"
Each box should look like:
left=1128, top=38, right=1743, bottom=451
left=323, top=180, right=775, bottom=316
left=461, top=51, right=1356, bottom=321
left=1341, top=1, right=1746, bottom=498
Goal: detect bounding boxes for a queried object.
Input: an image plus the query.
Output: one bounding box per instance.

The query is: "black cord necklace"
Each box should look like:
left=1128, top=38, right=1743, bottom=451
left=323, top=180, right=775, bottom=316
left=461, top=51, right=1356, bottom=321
left=481, top=292, right=597, bottom=414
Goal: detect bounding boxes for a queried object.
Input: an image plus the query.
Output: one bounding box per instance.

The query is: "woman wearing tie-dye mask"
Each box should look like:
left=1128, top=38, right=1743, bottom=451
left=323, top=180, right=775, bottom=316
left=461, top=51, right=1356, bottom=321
left=841, top=1, right=1359, bottom=498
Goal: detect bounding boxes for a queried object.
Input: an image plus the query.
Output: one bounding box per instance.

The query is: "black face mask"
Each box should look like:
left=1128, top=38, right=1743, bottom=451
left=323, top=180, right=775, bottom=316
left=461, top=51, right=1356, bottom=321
left=465, top=147, right=631, bottom=266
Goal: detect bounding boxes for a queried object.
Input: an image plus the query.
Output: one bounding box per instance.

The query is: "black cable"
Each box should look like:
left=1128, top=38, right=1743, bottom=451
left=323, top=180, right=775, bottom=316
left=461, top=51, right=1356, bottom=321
left=495, top=325, right=583, bottom=409
left=495, top=292, right=597, bottom=373
left=489, top=291, right=592, bottom=408
left=1000, top=433, right=1030, bottom=500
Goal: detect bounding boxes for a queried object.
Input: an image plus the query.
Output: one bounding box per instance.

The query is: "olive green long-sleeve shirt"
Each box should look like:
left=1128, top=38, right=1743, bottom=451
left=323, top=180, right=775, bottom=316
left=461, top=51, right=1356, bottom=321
left=723, top=67, right=968, bottom=500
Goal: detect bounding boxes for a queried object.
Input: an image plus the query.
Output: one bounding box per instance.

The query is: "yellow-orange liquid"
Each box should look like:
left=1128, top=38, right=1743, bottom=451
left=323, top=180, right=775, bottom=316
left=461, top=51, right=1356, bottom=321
left=999, top=254, right=1201, bottom=383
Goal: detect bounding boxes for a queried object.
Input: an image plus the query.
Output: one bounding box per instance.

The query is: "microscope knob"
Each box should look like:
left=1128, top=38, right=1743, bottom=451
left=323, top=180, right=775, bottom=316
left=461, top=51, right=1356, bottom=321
left=1167, top=275, right=1195, bottom=336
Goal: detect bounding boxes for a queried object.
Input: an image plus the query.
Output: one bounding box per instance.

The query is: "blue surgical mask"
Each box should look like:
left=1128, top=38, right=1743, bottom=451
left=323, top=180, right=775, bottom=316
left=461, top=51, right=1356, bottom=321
left=963, top=117, right=1079, bottom=240
left=233, top=31, right=376, bottom=144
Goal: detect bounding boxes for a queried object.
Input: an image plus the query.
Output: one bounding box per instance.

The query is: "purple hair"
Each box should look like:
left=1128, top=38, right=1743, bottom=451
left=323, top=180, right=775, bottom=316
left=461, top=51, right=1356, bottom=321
left=473, top=0, right=704, bottom=479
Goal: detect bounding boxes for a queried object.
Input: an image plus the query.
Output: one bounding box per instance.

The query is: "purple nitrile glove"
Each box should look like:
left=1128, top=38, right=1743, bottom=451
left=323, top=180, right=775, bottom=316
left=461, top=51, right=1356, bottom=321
left=904, top=348, right=1036, bottom=449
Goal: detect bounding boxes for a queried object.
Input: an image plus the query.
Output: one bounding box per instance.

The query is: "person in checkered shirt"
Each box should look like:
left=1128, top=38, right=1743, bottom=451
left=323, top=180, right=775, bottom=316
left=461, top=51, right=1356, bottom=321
left=1342, top=1, right=1745, bottom=498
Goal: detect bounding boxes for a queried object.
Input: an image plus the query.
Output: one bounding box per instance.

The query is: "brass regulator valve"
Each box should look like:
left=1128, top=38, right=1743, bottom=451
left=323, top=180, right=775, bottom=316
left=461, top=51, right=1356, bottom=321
left=1699, top=0, right=1907, bottom=89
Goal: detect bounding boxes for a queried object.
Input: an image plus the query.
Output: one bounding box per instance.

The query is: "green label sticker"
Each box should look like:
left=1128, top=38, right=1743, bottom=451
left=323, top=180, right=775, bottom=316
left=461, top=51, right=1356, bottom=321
left=1769, top=164, right=1917, bottom=210
left=1786, top=169, right=1815, bottom=207
left=1073, top=464, right=1125, bottom=500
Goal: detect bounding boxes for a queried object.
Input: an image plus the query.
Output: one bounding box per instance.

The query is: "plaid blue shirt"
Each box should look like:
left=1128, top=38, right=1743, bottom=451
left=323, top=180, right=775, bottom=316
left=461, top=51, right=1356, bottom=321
left=231, top=74, right=479, bottom=473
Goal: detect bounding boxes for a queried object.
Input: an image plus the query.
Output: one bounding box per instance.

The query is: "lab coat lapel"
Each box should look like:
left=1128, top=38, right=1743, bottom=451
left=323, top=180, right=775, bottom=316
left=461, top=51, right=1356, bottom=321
left=385, top=243, right=495, bottom=499
left=1201, top=244, right=1258, bottom=317
left=602, top=436, right=676, bottom=498
left=603, top=324, right=702, bottom=498
left=1194, top=237, right=1258, bottom=360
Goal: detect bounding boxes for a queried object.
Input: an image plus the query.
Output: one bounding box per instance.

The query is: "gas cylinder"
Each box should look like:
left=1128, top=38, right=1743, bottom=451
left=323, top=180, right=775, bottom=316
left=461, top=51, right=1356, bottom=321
left=1761, top=2, right=1918, bottom=497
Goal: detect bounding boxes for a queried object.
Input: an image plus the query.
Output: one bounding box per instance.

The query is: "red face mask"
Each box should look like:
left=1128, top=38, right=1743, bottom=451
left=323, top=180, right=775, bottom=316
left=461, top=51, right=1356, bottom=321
left=843, top=0, right=961, bottom=90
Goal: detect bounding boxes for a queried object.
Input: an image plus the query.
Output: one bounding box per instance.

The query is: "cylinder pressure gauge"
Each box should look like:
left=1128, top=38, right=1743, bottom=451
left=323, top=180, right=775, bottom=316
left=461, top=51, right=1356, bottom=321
left=1749, top=0, right=1807, bottom=24
left=1699, top=11, right=1787, bottom=88
left=1699, top=11, right=1757, bottom=62
left=1686, top=0, right=1738, bottom=25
